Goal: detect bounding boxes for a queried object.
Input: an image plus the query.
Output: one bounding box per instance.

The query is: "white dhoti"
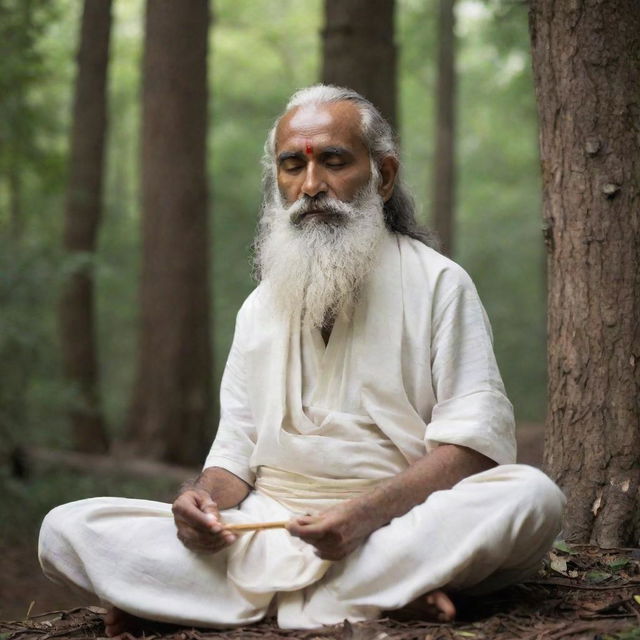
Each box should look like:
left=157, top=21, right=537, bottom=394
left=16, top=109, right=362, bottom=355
left=40, top=233, right=565, bottom=628
left=39, top=464, right=564, bottom=629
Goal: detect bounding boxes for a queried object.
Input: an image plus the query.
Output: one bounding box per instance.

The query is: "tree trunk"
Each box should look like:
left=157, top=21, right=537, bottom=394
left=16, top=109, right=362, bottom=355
left=322, top=0, right=397, bottom=129
left=59, top=0, right=112, bottom=453
left=530, top=0, right=640, bottom=547
left=126, top=0, right=212, bottom=466
left=431, top=0, right=456, bottom=257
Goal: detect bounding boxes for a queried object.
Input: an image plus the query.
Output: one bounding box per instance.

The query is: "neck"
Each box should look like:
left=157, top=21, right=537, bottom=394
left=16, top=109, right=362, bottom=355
left=320, top=313, right=335, bottom=346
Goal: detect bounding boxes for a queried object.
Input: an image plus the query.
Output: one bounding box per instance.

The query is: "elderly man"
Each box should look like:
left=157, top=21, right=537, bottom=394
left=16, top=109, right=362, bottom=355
left=39, top=85, right=564, bottom=634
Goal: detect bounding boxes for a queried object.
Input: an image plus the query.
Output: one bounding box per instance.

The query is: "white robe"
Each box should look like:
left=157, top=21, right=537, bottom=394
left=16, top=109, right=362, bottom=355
left=208, top=232, right=516, bottom=486
left=39, top=233, right=565, bottom=629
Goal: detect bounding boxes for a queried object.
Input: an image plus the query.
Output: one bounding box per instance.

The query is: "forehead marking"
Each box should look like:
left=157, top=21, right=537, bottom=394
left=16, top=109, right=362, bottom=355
left=305, top=140, right=313, bottom=155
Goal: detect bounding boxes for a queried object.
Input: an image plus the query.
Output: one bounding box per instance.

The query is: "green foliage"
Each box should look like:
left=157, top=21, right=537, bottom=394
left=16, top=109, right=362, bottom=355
left=608, top=557, right=631, bottom=571
left=0, top=0, right=73, bottom=238
left=0, top=0, right=77, bottom=452
left=585, top=570, right=612, bottom=584
left=399, top=0, right=546, bottom=420
left=553, top=539, right=578, bottom=555
left=0, top=465, right=177, bottom=545
left=455, top=1, right=546, bottom=421
left=2, top=0, right=548, bottom=458
left=210, top=0, right=322, bottom=390
left=97, top=0, right=143, bottom=434
left=604, top=628, right=640, bottom=640
left=0, top=239, right=71, bottom=452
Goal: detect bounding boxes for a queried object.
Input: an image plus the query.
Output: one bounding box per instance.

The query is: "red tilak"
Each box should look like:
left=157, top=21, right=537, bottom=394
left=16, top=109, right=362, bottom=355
left=305, top=141, right=313, bottom=155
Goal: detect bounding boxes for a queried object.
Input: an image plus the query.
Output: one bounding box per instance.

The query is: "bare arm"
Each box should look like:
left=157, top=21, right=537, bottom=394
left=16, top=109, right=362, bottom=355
left=288, top=444, right=495, bottom=560
left=184, top=466, right=252, bottom=510
left=172, top=466, right=251, bottom=553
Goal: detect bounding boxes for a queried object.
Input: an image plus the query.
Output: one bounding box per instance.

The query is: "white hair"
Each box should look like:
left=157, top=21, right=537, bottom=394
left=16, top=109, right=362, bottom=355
left=259, top=84, right=437, bottom=248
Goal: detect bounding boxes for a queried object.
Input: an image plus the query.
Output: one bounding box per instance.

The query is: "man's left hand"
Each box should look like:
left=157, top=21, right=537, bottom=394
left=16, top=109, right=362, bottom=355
left=287, top=502, right=376, bottom=561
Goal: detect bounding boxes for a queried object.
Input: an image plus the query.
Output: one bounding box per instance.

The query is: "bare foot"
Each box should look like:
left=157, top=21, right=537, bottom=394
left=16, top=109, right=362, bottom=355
left=423, top=589, right=456, bottom=622
left=386, top=589, right=456, bottom=623
left=103, top=606, right=147, bottom=638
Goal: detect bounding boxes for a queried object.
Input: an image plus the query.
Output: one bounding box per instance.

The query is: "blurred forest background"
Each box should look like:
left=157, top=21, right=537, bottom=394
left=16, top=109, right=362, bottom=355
left=0, top=0, right=546, bottom=619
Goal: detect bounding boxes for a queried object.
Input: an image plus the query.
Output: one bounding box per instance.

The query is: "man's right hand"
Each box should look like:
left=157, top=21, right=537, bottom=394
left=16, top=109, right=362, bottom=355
left=171, top=488, right=237, bottom=553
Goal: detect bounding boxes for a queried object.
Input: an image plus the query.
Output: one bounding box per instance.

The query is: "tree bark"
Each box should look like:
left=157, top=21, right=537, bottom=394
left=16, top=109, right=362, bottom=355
left=322, top=0, right=397, bottom=129
left=530, top=0, right=640, bottom=546
left=431, top=0, right=456, bottom=257
left=59, top=0, right=112, bottom=453
left=126, top=0, right=213, bottom=466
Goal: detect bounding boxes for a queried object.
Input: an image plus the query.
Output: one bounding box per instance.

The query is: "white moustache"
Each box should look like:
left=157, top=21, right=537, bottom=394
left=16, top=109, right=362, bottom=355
left=286, top=196, right=355, bottom=226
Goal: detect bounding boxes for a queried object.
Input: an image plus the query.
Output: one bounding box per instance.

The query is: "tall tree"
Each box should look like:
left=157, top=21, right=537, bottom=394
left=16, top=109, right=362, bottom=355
left=322, top=0, right=397, bottom=128
left=126, top=0, right=212, bottom=466
left=530, top=1, right=640, bottom=546
left=59, top=0, right=112, bottom=453
left=431, top=0, right=456, bottom=257
left=0, top=0, right=59, bottom=239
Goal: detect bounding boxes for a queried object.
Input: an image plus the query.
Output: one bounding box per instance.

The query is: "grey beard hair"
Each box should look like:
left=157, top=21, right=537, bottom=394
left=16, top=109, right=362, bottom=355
left=254, top=177, right=387, bottom=329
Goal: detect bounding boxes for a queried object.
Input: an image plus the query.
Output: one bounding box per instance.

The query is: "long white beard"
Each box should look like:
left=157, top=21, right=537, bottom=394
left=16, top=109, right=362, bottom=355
left=254, top=178, right=387, bottom=328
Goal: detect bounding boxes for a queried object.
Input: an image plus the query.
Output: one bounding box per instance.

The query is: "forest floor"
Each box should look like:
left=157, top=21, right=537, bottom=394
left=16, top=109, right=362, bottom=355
left=3, top=424, right=640, bottom=639
left=3, top=544, right=640, bottom=640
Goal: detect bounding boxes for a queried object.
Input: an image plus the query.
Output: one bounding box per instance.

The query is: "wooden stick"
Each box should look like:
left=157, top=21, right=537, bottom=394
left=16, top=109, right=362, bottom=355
left=223, top=520, right=289, bottom=532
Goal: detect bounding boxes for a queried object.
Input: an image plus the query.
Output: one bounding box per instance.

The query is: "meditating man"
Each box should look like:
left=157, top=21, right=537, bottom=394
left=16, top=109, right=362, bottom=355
left=39, top=85, right=565, bottom=634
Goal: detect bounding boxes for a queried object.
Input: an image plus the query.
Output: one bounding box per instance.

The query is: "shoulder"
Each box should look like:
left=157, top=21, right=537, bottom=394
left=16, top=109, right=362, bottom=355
left=235, top=284, right=269, bottom=323
left=396, top=234, right=478, bottom=302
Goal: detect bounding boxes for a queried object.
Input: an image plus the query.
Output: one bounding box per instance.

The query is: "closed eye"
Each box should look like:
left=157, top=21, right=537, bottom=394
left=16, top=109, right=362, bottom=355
left=323, top=153, right=350, bottom=169
left=320, top=145, right=353, bottom=168
left=280, top=158, right=305, bottom=172
left=277, top=150, right=306, bottom=172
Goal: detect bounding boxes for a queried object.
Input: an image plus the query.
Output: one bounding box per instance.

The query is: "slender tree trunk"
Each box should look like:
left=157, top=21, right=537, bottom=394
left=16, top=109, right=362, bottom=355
left=530, top=0, right=640, bottom=546
left=431, top=0, right=456, bottom=257
left=126, top=0, right=212, bottom=466
left=322, top=0, right=397, bottom=129
left=59, top=0, right=112, bottom=453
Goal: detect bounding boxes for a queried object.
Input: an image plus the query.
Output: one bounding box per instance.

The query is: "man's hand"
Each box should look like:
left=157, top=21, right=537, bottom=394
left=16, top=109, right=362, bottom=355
left=172, top=488, right=237, bottom=553
left=287, top=502, right=374, bottom=561
left=289, top=446, right=496, bottom=562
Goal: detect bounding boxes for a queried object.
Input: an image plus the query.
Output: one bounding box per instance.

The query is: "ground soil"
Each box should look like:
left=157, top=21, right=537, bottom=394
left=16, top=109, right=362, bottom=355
left=3, top=557, right=640, bottom=640
left=7, top=425, right=637, bottom=638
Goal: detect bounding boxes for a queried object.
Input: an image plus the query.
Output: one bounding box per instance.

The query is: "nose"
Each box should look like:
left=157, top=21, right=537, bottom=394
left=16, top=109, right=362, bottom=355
left=301, top=162, right=327, bottom=198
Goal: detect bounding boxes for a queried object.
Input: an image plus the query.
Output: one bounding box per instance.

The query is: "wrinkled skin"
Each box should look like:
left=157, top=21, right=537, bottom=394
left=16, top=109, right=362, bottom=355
left=287, top=500, right=372, bottom=561
left=287, top=443, right=496, bottom=562
left=172, top=488, right=237, bottom=553
left=171, top=466, right=250, bottom=554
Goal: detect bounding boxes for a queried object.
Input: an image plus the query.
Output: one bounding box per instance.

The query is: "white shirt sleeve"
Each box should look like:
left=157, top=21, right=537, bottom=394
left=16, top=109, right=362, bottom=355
left=203, top=302, right=257, bottom=485
left=424, top=269, right=517, bottom=465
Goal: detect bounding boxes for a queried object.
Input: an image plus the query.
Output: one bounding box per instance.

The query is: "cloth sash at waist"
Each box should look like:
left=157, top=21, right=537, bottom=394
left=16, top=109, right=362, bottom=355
left=254, top=465, right=381, bottom=514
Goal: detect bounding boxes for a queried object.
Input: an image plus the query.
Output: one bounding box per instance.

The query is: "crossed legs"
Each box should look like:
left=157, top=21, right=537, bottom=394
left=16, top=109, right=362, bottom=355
left=39, top=465, right=564, bottom=631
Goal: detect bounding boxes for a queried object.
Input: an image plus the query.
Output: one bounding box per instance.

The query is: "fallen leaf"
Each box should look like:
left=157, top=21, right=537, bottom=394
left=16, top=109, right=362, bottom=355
left=553, top=540, right=578, bottom=555
left=25, top=601, right=35, bottom=620
left=549, top=551, right=568, bottom=575
left=634, top=595, right=640, bottom=605
left=585, top=570, right=611, bottom=584
left=83, top=606, right=107, bottom=616
left=591, top=493, right=603, bottom=516
left=607, top=557, right=630, bottom=571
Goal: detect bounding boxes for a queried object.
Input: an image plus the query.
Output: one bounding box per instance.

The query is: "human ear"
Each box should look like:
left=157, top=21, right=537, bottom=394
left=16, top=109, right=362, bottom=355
left=377, top=156, right=399, bottom=202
